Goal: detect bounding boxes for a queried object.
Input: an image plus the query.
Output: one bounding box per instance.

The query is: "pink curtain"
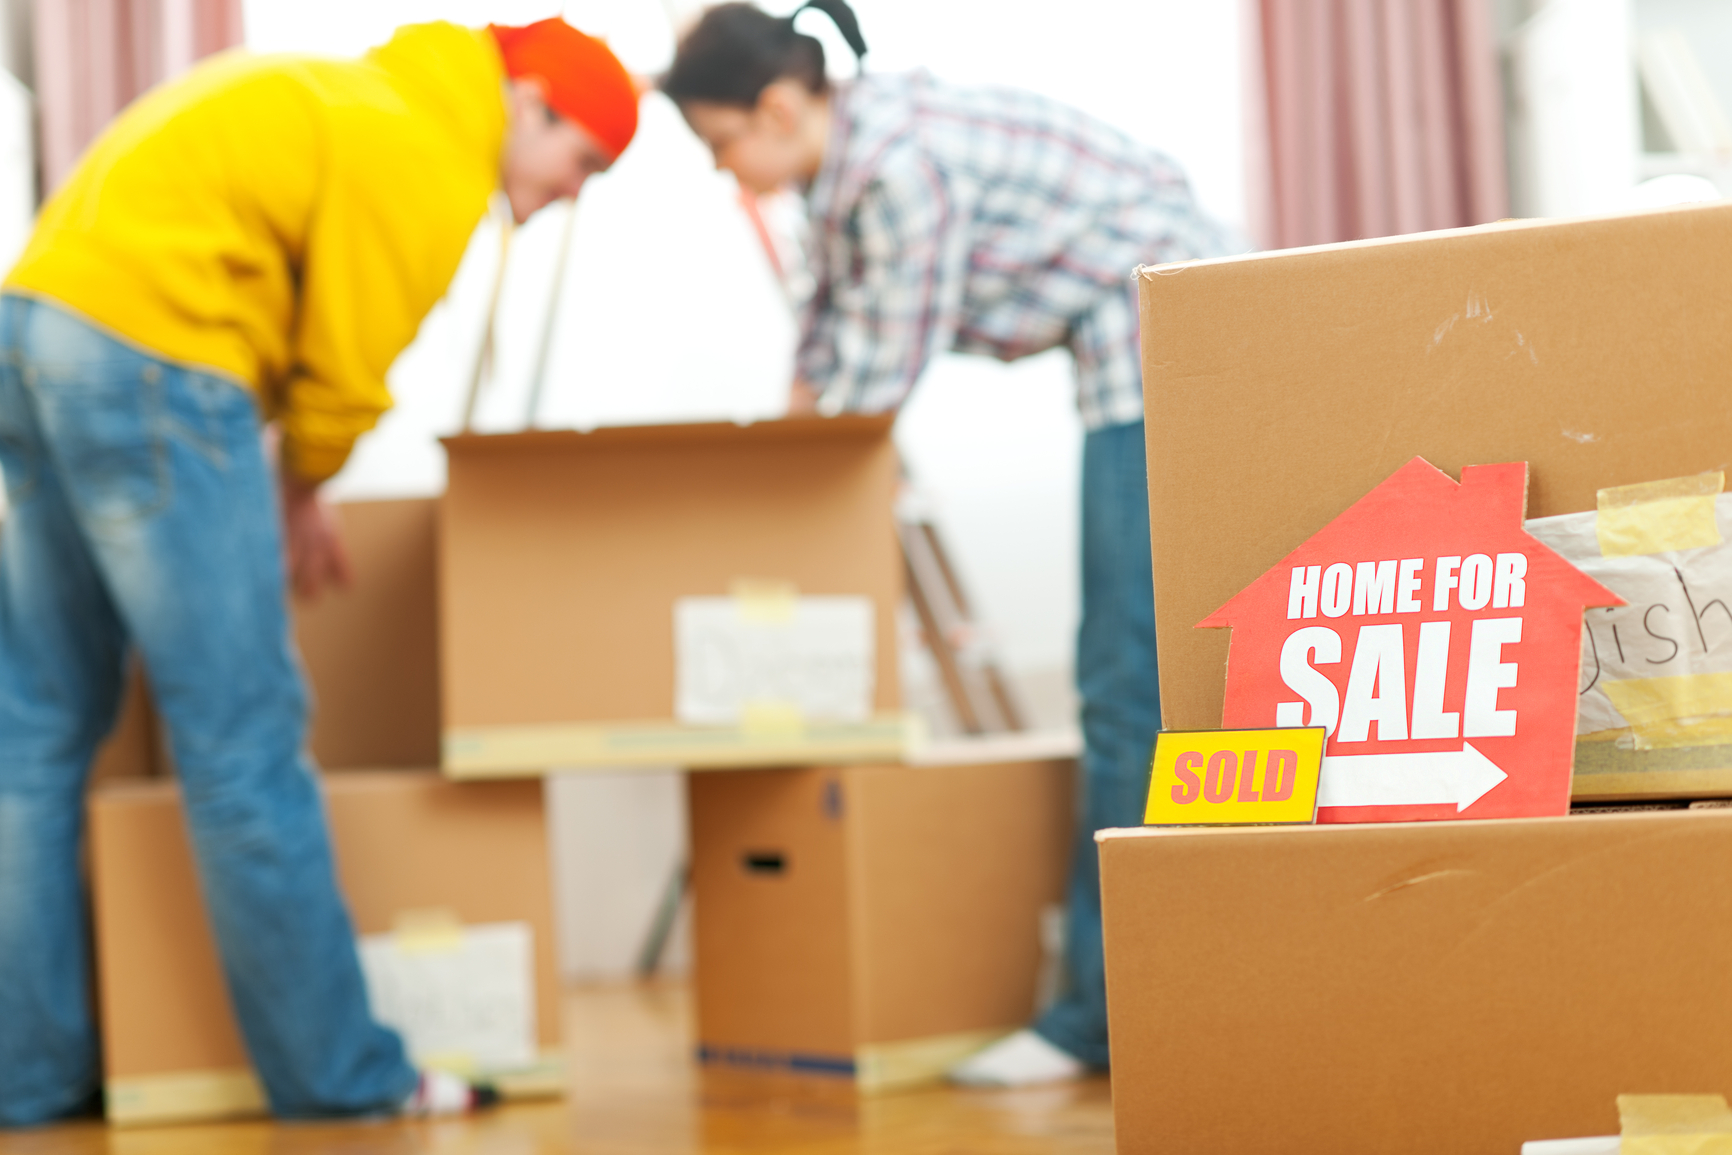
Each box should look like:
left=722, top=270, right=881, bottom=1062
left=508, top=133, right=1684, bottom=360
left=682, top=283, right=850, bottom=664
left=1247, top=0, right=1508, bottom=249
left=34, top=0, right=245, bottom=193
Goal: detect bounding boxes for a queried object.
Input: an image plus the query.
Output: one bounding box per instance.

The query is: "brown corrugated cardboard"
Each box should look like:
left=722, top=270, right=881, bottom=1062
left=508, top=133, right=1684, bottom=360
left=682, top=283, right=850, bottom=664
left=440, top=417, right=907, bottom=775
left=689, top=757, right=1073, bottom=1091
left=85, top=498, right=441, bottom=777
left=294, top=498, right=441, bottom=769
left=88, top=663, right=161, bottom=782
left=1138, top=203, right=1732, bottom=799
left=88, top=772, right=558, bottom=1126
left=1098, top=810, right=1732, bottom=1155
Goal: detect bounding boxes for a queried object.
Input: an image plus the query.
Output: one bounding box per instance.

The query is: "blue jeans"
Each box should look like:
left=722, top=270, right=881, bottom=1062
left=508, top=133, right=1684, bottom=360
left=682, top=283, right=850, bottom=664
left=1033, top=419, right=1159, bottom=1069
left=0, top=296, right=416, bottom=1124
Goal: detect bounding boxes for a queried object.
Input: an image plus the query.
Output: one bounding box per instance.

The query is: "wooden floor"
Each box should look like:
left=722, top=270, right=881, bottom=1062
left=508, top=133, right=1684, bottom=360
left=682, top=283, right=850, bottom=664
left=2, top=983, right=1115, bottom=1154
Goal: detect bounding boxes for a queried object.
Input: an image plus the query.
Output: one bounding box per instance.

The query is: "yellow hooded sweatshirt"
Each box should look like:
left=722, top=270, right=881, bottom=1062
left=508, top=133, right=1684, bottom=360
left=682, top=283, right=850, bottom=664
left=5, top=22, right=506, bottom=483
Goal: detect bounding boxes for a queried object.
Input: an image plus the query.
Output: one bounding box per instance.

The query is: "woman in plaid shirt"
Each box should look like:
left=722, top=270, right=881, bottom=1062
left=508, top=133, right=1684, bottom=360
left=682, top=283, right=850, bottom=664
left=665, top=0, right=1233, bottom=1087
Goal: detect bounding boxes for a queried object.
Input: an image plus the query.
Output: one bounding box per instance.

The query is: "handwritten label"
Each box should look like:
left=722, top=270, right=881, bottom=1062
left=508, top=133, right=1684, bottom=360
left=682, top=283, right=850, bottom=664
left=357, top=920, right=536, bottom=1073
left=1144, top=728, right=1326, bottom=826
left=1528, top=490, right=1732, bottom=746
left=674, top=596, right=874, bottom=725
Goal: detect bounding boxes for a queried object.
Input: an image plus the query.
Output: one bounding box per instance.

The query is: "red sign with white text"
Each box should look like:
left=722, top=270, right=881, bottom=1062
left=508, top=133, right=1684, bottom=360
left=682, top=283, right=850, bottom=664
left=1198, top=458, right=1621, bottom=822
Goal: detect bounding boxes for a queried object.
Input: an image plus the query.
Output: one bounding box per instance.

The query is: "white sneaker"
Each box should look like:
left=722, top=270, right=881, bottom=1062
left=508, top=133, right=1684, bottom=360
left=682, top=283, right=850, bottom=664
left=948, top=1029, right=1087, bottom=1088
left=398, top=1070, right=499, bottom=1117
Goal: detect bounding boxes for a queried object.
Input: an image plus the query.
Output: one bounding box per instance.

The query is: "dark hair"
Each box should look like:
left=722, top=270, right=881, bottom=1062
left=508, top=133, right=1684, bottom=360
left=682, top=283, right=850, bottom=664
left=661, top=0, right=867, bottom=108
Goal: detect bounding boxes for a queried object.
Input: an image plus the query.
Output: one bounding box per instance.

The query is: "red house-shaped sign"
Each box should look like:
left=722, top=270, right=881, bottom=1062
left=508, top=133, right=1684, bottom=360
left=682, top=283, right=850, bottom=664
left=1200, top=458, right=1621, bottom=822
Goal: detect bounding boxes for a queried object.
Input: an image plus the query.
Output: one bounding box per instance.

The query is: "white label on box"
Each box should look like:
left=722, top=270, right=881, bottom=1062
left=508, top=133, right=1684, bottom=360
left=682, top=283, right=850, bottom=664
left=675, top=596, right=875, bottom=725
left=357, top=921, right=536, bottom=1072
left=1528, top=492, right=1732, bottom=735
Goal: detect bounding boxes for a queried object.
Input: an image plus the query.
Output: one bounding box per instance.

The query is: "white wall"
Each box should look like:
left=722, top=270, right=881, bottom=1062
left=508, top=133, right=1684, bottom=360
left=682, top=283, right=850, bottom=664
left=244, top=0, right=1246, bottom=979
left=1507, top=0, right=1641, bottom=218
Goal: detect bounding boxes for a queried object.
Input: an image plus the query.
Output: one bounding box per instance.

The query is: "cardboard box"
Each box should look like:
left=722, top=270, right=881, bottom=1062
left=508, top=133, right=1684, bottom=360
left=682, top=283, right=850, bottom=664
left=1098, top=809, right=1732, bottom=1155
left=82, top=498, right=441, bottom=778
left=1137, top=202, right=1732, bottom=799
left=88, top=663, right=161, bottom=782
left=88, top=772, right=559, bottom=1126
left=295, top=498, right=442, bottom=769
left=439, top=417, right=908, bottom=776
left=689, top=753, right=1074, bottom=1092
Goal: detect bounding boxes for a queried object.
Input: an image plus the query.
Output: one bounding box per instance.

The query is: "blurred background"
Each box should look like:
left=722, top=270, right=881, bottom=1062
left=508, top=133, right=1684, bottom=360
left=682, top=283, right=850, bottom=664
left=6, top=0, right=1726, bottom=981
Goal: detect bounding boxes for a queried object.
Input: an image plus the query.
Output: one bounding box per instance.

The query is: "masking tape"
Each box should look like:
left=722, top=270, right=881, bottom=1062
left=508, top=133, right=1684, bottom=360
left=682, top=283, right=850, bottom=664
left=392, top=907, right=465, bottom=954
left=854, top=1028, right=1015, bottom=1094
left=739, top=699, right=806, bottom=737
left=417, top=1050, right=479, bottom=1076
left=731, top=578, right=799, bottom=623
left=1596, top=471, right=1723, bottom=557
left=105, top=1067, right=265, bottom=1126
left=1602, top=673, right=1732, bottom=750
left=1619, top=1094, right=1732, bottom=1154
left=1602, top=672, right=1732, bottom=726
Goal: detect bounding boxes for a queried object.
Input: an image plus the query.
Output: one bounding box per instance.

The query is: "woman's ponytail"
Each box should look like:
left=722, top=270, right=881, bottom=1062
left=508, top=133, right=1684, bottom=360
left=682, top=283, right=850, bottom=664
left=789, top=0, right=867, bottom=63
left=663, top=0, right=866, bottom=109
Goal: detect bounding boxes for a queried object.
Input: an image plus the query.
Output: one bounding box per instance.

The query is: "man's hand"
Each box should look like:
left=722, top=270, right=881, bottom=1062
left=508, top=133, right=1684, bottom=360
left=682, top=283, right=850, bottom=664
left=787, top=378, right=821, bottom=417
left=279, top=469, right=352, bottom=601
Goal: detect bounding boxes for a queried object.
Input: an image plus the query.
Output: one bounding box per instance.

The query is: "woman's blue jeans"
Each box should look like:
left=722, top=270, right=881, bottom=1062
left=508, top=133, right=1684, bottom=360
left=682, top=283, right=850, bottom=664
left=0, top=295, right=416, bottom=1124
left=1033, top=418, right=1160, bottom=1069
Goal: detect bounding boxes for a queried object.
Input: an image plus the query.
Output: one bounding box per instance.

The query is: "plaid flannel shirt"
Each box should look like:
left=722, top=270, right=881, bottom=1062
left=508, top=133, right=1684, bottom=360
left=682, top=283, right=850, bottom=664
left=798, top=71, right=1234, bottom=430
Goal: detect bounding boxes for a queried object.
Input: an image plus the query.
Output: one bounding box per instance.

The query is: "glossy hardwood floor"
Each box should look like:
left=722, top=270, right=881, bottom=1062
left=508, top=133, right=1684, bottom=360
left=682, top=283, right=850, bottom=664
left=1, top=983, right=1115, bottom=1154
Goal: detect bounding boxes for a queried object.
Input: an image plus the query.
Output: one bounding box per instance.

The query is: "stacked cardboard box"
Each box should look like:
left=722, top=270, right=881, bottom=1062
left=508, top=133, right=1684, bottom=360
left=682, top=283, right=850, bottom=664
left=1104, top=202, right=1732, bottom=1153
left=689, top=749, right=1075, bottom=1092
left=88, top=497, right=442, bottom=779
left=90, top=772, right=558, bottom=1126
left=438, top=415, right=908, bottom=775
left=90, top=419, right=1072, bottom=1116
left=85, top=497, right=534, bottom=1126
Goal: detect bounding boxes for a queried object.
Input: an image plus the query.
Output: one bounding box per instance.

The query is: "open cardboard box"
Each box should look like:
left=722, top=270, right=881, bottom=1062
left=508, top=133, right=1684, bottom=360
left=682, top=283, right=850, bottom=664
left=439, top=416, right=908, bottom=776
left=1139, top=201, right=1732, bottom=802
left=689, top=752, right=1073, bottom=1092
left=88, top=771, right=560, bottom=1126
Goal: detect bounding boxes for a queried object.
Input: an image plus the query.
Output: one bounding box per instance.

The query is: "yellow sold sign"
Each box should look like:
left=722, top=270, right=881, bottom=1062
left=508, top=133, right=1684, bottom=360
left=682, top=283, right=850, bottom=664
left=1144, top=727, right=1326, bottom=826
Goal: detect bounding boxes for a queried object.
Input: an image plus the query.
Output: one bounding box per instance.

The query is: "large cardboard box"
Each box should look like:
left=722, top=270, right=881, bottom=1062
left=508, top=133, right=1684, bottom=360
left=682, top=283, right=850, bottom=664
left=1099, top=809, right=1732, bottom=1154
left=88, top=772, right=559, bottom=1126
left=689, top=752, right=1074, bottom=1092
left=81, top=498, right=441, bottom=779
left=296, top=498, right=442, bottom=769
left=1138, top=202, right=1732, bottom=800
left=440, top=416, right=908, bottom=776
left=88, top=663, right=162, bottom=782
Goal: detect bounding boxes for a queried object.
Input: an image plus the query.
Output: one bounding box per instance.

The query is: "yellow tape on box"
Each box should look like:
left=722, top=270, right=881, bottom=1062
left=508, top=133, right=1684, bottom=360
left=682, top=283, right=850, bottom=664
left=1595, top=472, right=1723, bottom=558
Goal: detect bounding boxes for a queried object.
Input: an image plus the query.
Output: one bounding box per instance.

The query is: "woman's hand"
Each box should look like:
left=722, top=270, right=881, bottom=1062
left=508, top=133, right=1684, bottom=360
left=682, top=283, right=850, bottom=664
left=279, top=468, right=353, bottom=601
left=787, top=378, right=821, bottom=416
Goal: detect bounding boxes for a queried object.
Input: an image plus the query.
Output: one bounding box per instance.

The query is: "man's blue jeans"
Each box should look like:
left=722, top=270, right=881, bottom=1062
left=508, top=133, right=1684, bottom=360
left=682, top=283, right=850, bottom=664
left=0, top=295, right=416, bottom=1124
left=1033, top=418, right=1159, bottom=1069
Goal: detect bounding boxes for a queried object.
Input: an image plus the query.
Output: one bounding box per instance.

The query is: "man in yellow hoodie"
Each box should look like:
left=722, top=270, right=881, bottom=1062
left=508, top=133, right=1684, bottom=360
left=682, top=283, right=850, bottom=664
left=0, top=19, right=637, bottom=1125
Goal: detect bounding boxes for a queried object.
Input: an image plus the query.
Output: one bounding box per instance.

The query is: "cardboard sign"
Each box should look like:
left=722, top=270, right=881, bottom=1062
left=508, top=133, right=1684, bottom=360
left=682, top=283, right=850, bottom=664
left=1144, top=727, right=1325, bottom=826
left=1199, top=459, right=1621, bottom=822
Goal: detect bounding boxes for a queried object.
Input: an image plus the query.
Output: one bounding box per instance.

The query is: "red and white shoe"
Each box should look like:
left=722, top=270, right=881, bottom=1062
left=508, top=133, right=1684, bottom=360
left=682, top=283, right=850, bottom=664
left=398, top=1070, right=501, bottom=1118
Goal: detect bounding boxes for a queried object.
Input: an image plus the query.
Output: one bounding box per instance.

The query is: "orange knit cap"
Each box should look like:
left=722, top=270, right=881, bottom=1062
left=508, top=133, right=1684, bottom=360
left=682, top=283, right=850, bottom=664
left=488, top=19, right=639, bottom=160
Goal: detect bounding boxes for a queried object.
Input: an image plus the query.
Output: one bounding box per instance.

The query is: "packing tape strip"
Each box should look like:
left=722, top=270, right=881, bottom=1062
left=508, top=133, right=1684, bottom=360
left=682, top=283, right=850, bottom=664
left=1603, top=672, right=1732, bottom=750
left=739, top=699, right=805, bottom=737
left=1619, top=1094, right=1732, bottom=1155
left=392, top=907, right=465, bottom=954
left=1595, top=471, right=1723, bottom=557
left=730, top=578, right=799, bottom=623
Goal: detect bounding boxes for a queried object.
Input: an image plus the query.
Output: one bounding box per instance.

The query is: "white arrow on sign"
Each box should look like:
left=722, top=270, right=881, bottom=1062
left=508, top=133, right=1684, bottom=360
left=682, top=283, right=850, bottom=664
left=1318, top=742, right=1509, bottom=812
